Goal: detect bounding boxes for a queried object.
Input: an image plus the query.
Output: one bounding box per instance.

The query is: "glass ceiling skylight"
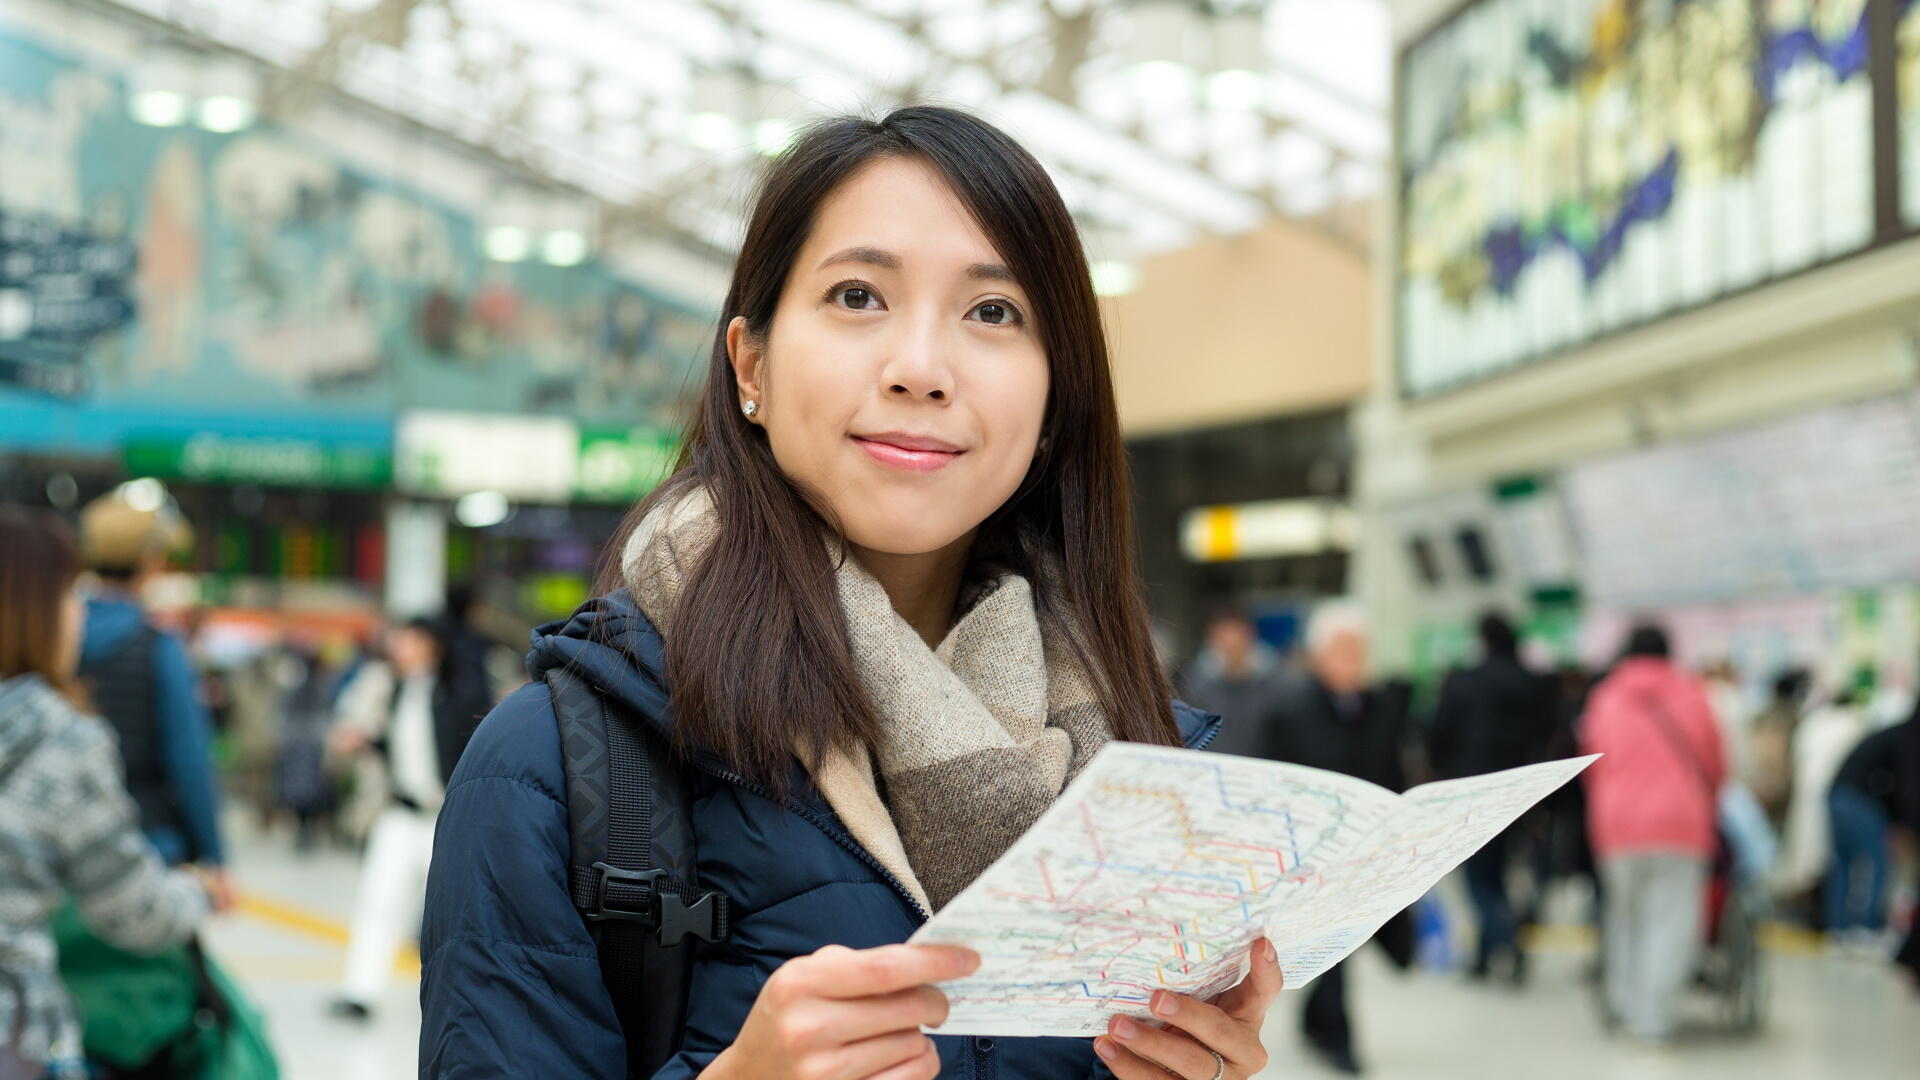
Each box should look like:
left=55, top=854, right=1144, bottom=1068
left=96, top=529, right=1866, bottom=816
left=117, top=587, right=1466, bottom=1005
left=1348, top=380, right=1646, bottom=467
left=106, top=0, right=1388, bottom=267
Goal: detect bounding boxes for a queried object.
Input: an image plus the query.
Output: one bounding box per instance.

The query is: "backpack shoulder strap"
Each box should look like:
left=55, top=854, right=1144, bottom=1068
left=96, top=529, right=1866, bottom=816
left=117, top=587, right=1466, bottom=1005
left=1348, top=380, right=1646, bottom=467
left=545, top=667, right=731, bottom=1079
left=1638, top=691, right=1717, bottom=800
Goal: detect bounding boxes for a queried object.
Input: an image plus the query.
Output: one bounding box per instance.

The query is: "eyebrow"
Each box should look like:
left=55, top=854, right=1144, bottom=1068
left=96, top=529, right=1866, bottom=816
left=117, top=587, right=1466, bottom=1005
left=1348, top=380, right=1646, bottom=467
left=815, top=245, right=1018, bottom=285
left=816, top=245, right=898, bottom=272
left=967, top=262, right=1018, bottom=284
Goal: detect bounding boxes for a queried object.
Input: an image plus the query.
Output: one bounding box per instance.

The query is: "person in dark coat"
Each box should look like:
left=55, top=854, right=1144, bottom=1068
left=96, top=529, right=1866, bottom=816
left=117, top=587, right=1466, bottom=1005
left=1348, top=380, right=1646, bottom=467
left=1426, top=612, right=1554, bottom=983
left=1827, top=714, right=1918, bottom=946
left=1894, top=711, right=1920, bottom=988
left=75, top=489, right=233, bottom=912
left=419, top=107, right=1287, bottom=1080
left=1180, top=607, right=1285, bottom=760
left=1265, top=602, right=1407, bottom=1076
left=421, top=596, right=1228, bottom=1077
left=1523, top=664, right=1597, bottom=934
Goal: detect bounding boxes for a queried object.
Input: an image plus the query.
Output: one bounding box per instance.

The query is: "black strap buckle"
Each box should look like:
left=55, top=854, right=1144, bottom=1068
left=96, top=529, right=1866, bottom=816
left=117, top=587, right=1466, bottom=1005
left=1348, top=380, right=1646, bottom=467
left=585, top=861, right=731, bottom=945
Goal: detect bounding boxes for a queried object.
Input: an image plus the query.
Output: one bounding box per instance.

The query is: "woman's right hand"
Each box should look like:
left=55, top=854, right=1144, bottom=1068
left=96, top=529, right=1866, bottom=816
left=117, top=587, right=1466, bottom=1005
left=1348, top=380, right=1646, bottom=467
left=705, top=943, right=980, bottom=1080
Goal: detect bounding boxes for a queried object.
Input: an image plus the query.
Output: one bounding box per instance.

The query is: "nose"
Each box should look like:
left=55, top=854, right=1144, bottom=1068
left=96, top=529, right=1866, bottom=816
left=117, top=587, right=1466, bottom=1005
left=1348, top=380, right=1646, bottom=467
left=879, top=318, right=954, bottom=404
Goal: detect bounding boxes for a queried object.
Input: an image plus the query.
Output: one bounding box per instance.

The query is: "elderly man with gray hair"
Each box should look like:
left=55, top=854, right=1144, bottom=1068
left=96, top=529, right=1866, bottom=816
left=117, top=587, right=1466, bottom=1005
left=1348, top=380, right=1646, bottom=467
left=1262, top=600, right=1409, bottom=1076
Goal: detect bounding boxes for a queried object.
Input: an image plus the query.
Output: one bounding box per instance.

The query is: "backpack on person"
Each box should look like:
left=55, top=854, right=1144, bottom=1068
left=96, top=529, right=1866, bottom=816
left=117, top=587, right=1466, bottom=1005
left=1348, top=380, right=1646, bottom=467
left=545, top=669, right=733, bottom=1079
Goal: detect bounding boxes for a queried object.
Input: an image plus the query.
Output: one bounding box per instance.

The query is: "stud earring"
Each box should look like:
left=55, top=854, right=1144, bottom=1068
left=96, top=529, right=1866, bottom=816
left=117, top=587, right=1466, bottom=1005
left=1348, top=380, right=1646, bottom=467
left=742, top=400, right=759, bottom=418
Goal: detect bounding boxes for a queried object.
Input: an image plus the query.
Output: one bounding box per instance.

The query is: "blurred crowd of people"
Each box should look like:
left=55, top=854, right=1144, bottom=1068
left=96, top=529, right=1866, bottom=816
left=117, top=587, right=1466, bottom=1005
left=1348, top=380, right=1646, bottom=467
left=6, top=483, right=1920, bottom=1078
left=0, top=493, right=509, bottom=1077
left=194, top=589, right=505, bottom=861
left=1179, top=603, right=1920, bottom=1073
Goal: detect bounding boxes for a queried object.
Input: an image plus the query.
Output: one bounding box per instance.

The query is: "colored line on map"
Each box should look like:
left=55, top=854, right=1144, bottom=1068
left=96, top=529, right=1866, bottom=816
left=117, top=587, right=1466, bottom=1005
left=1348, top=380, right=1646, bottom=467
left=1081, top=982, right=1152, bottom=1005
left=1070, top=859, right=1243, bottom=889
left=1203, top=762, right=1295, bottom=820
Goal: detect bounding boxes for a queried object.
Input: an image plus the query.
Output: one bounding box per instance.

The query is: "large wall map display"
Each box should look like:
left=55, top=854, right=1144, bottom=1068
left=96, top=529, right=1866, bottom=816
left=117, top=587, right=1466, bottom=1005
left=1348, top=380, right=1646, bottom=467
left=1399, top=0, right=1908, bottom=399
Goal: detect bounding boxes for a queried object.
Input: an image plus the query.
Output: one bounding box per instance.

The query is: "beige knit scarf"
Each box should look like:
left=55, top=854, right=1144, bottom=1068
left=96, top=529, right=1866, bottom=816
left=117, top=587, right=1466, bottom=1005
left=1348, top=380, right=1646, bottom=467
left=622, top=486, right=1111, bottom=911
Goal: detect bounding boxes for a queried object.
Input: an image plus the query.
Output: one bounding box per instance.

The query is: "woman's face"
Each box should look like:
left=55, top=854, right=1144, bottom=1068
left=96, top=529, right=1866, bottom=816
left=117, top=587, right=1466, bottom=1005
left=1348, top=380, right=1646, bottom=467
left=388, top=626, right=439, bottom=677
left=729, top=155, right=1051, bottom=559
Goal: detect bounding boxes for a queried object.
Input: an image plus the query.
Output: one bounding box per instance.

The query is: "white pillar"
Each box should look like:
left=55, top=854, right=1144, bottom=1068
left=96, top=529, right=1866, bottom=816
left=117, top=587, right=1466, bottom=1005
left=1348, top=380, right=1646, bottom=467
left=384, top=498, right=447, bottom=619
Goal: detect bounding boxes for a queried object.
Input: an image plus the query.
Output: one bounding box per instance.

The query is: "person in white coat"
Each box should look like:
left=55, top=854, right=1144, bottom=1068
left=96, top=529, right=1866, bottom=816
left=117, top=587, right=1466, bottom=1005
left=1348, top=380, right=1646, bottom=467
left=1775, top=687, right=1870, bottom=898
left=327, top=619, right=450, bottom=1022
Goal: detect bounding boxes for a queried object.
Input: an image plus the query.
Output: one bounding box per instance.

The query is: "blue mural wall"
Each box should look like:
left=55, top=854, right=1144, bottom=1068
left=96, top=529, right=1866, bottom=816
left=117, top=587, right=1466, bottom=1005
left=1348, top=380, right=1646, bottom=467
left=0, top=24, right=716, bottom=455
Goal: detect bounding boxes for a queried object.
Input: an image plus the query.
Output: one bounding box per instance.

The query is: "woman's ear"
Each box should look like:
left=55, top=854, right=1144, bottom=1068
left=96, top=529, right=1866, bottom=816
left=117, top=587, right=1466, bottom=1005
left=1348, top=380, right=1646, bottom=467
left=726, top=315, right=765, bottom=421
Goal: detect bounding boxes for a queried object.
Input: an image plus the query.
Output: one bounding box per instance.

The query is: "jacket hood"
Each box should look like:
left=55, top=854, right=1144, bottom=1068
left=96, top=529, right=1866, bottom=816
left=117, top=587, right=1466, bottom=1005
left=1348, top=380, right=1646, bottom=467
left=525, top=589, right=674, bottom=739
left=527, top=590, right=1218, bottom=752
left=81, top=595, right=145, bottom=661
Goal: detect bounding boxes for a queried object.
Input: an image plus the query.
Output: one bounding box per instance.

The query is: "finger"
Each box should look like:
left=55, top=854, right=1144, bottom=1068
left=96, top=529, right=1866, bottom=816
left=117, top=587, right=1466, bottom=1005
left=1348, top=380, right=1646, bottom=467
left=830, top=1030, right=935, bottom=1080
left=861, top=1036, right=942, bottom=1080
left=1095, top=1035, right=1190, bottom=1080
left=825, top=986, right=951, bottom=1042
left=1148, top=990, right=1261, bottom=1069
left=805, top=944, right=981, bottom=999
left=1213, top=938, right=1285, bottom=1024
left=1105, top=1015, right=1218, bottom=1079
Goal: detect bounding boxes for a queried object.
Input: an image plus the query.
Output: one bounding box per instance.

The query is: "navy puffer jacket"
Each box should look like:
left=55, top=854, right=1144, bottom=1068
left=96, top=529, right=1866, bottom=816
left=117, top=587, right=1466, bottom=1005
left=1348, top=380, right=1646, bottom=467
left=419, top=591, right=1220, bottom=1078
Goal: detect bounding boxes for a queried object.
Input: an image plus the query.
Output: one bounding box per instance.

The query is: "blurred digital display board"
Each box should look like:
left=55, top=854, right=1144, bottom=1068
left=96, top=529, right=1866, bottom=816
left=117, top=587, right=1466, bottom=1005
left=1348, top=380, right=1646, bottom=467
left=1398, top=0, right=1909, bottom=399
left=1561, top=391, right=1920, bottom=605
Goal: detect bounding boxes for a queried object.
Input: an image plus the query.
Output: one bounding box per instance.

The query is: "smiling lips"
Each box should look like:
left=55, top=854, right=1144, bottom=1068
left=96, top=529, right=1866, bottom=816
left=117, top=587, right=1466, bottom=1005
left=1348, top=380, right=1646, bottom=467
left=852, top=432, right=965, bottom=472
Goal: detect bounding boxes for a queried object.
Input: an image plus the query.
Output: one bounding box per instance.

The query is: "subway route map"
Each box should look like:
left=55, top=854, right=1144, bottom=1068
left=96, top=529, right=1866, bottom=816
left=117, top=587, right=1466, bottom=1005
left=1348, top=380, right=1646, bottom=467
left=911, top=745, right=1595, bottom=1037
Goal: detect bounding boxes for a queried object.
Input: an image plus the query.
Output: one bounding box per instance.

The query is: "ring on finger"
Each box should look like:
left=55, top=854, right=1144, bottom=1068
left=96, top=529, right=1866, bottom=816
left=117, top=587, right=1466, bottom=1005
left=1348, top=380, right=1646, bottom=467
left=1205, top=1048, right=1225, bottom=1080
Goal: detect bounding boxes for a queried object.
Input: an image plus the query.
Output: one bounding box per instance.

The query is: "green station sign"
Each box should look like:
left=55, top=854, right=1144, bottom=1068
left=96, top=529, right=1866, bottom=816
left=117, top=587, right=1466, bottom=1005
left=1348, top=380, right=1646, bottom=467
left=122, top=433, right=392, bottom=489
left=122, top=422, right=675, bottom=503
left=575, top=426, right=679, bottom=503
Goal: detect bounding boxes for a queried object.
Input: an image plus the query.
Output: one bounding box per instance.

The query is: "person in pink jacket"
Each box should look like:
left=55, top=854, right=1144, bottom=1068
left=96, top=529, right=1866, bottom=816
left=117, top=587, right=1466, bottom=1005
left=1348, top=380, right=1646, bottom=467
left=1579, top=623, right=1726, bottom=1043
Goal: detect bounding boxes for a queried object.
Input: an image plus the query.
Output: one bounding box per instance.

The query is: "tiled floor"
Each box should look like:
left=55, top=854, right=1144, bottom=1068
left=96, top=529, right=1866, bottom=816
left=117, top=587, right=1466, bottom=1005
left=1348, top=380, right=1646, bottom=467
left=1258, top=946, right=1918, bottom=1080
left=200, top=818, right=422, bottom=1080
left=205, top=819, right=1920, bottom=1080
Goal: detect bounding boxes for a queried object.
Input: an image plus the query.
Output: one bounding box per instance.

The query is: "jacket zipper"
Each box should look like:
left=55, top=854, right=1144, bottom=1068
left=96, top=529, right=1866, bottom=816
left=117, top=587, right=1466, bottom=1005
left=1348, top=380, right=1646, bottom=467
left=1188, top=714, right=1223, bottom=752
left=686, top=756, right=931, bottom=922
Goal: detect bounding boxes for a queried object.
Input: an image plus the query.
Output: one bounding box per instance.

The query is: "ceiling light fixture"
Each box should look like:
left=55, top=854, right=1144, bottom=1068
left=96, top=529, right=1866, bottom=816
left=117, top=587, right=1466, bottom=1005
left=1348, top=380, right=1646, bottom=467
left=128, top=52, right=193, bottom=127
left=195, top=60, right=259, bottom=133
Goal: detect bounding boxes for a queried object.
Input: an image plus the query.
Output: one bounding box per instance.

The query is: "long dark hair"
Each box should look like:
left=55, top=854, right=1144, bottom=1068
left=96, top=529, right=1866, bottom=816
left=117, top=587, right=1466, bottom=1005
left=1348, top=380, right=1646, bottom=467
left=602, top=106, right=1178, bottom=790
left=0, top=506, right=88, bottom=707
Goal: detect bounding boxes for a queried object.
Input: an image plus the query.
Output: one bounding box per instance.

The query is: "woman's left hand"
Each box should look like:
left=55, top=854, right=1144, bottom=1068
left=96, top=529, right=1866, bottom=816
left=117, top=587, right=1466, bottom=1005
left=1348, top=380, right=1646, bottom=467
left=1093, top=937, right=1284, bottom=1079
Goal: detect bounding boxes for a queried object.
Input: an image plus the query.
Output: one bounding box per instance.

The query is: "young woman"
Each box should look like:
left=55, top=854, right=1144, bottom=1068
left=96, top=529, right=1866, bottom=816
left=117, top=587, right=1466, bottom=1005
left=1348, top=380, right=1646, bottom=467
left=0, top=509, right=214, bottom=1079
left=419, top=106, right=1282, bottom=1080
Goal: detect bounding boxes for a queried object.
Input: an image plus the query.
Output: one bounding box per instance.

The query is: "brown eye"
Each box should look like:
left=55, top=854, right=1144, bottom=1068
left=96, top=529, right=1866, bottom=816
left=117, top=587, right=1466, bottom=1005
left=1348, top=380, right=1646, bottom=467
left=834, top=285, right=879, bottom=310
left=971, top=301, right=1021, bottom=326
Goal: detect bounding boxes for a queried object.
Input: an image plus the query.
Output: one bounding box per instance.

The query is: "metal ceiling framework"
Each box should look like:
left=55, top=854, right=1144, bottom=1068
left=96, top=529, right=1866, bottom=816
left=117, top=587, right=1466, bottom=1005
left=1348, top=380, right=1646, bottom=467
left=97, top=0, right=1389, bottom=276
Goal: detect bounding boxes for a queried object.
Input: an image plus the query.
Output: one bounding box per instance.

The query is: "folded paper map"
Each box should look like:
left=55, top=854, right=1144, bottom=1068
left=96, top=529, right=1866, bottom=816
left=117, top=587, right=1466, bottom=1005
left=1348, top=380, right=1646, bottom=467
left=909, top=744, right=1597, bottom=1036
